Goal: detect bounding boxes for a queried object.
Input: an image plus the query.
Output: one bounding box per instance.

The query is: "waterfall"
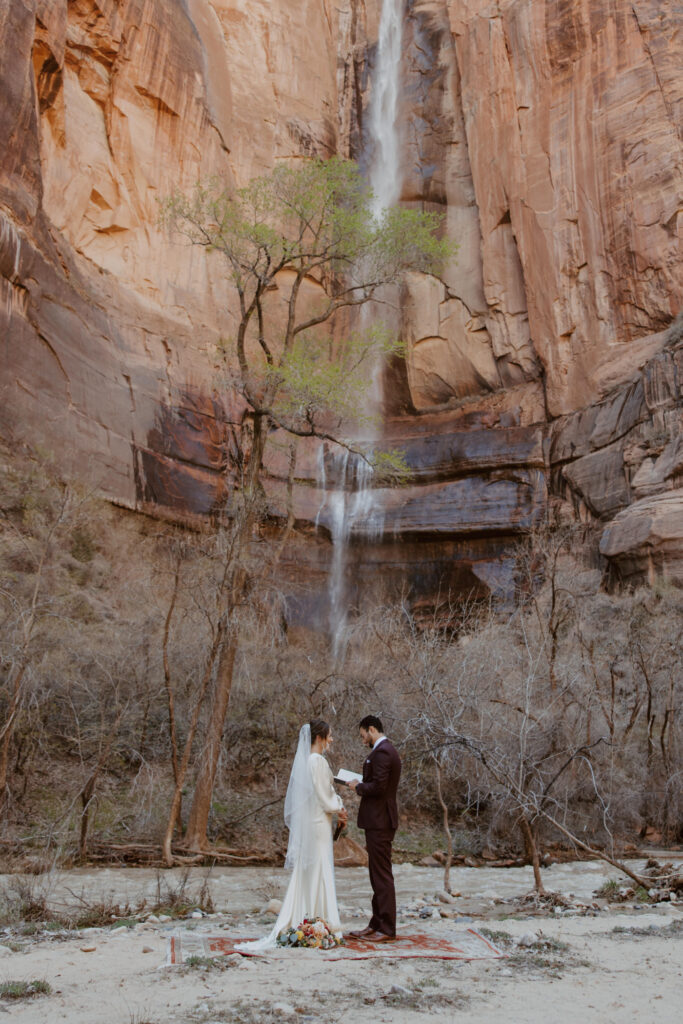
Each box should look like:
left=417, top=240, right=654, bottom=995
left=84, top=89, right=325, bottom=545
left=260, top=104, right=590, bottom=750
left=367, top=0, right=405, bottom=217
left=317, top=447, right=385, bottom=661
left=318, top=0, right=405, bottom=660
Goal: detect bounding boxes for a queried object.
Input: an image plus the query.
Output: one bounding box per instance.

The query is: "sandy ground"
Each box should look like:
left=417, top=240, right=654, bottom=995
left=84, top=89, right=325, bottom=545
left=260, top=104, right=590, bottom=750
left=0, top=857, right=681, bottom=1024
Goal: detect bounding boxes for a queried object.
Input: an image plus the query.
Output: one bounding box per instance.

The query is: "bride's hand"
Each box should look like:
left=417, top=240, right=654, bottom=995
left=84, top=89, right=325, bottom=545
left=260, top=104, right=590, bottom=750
left=338, top=808, right=348, bottom=827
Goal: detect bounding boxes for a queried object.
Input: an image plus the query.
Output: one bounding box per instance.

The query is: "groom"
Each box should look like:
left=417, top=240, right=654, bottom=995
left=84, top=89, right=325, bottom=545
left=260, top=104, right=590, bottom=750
left=347, top=715, right=401, bottom=942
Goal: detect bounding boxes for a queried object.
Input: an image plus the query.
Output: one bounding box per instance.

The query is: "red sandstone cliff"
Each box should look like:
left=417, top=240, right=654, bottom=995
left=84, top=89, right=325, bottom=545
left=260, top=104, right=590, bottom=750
left=1, top=0, right=681, bottom=598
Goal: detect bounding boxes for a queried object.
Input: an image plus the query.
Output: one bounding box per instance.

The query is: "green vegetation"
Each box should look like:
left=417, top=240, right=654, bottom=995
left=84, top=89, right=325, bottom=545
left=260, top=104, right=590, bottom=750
left=157, top=156, right=453, bottom=856
left=595, top=879, right=620, bottom=898
left=0, top=979, right=51, bottom=1000
left=184, top=955, right=233, bottom=972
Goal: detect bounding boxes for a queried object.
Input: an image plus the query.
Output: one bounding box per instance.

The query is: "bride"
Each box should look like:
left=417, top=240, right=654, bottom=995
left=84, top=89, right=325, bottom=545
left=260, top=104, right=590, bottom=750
left=236, top=719, right=347, bottom=952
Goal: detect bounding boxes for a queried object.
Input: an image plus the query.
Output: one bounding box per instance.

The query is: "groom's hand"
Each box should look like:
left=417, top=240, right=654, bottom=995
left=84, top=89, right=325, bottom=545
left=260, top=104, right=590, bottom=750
left=347, top=780, right=359, bottom=792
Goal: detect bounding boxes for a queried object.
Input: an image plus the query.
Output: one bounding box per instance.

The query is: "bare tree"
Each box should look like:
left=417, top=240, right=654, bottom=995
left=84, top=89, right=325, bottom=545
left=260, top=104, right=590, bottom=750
left=160, top=158, right=451, bottom=852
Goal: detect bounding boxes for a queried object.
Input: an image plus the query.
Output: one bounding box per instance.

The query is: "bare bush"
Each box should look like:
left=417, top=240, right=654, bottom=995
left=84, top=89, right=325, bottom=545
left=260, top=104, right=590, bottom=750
left=1, top=439, right=680, bottom=873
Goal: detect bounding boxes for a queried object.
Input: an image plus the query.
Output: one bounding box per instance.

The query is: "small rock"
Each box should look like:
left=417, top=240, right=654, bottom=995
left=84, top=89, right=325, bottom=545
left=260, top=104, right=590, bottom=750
left=147, top=915, right=159, bottom=923
left=191, top=911, right=203, bottom=920
left=158, top=914, right=171, bottom=922
left=517, top=932, right=538, bottom=947
left=439, top=909, right=456, bottom=919
left=437, top=891, right=457, bottom=904
left=388, top=985, right=413, bottom=997
left=263, top=899, right=283, bottom=916
left=80, top=946, right=97, bottom=953
left=418, top=856, right=441, bottom=867
left=141, top=946, right=154, bottom=953
left=0, top=947, right=12, bottom=956
left=272, top=1003, right=296, bottom=1016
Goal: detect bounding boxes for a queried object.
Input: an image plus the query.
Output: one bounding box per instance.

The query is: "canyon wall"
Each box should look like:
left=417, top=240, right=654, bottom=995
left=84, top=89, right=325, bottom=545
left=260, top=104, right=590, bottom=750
left=1, top=0, right=682, bottom=610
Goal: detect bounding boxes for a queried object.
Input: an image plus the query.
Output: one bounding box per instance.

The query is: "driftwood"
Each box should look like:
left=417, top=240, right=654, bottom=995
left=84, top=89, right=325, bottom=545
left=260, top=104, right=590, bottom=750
left=85, top=841, right=270, bottom=867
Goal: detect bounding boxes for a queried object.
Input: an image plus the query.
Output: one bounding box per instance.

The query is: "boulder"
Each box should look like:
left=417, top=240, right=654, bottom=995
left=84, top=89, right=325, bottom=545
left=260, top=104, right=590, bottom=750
left=333, top=836, right=368, bottom=868
left=599, top=489, right=683, bottom=585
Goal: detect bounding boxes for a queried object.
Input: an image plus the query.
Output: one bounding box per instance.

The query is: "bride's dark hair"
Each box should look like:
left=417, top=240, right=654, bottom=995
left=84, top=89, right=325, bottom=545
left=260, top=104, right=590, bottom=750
left=309, top=718, right=330, bottom=743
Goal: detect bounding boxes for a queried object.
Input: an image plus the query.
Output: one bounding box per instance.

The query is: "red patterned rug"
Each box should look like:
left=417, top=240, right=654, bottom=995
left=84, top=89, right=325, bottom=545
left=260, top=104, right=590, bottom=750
left=167, top=929, right=504, bottom=963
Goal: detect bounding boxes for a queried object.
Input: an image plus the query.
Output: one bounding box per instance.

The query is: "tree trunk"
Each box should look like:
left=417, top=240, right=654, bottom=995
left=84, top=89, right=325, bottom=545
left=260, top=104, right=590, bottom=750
left=0, top=662, right=27, bottom=809
left=181, top=414, right=271, bottom=854
left=79, top=784, right=95, bottom=863
left=183, top=640, right=237, bottom=851
left=162, top=559, right=182, bottom=831
left=434, top=760, right=453, bottom=893
left=520, top=815, right=545, bottom=894
left=162, top=626, right=223, bottom=866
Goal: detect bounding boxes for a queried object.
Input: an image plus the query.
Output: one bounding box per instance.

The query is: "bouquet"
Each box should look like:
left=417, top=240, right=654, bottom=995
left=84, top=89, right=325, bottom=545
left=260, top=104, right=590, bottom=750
left=276, top=917, right=344, bottom=949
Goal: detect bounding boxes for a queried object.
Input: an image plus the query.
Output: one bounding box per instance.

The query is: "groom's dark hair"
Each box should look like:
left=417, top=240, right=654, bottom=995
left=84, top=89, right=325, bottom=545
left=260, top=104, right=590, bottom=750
left=310, top=718, right=330, bottom=742
left=359, top=715, right=383, bottom=732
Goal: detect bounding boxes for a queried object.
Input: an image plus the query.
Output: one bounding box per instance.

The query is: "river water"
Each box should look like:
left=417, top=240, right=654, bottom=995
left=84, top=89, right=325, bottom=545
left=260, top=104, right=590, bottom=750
left=9, top=855, right=680, bottom=920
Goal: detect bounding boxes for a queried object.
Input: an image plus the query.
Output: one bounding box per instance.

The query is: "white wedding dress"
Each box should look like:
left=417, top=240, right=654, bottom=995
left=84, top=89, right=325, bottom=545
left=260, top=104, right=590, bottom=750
left=236, top=729, right=344, bottom=952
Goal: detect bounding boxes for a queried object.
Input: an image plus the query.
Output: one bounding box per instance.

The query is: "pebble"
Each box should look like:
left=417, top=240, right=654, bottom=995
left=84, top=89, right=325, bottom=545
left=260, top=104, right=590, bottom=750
left=80, top=946, right=97, bottom=953
left=388, top=985, right=413, bottom=997
left=158, top=914, right=171, bottom=922
left=437, top=891, right=457, bottom=905
left=141, top=946, right=154, bottom=953
left=191, top=911, right=203, bottom=919
left=273, top=1002, right=296, bottom=1015
left=517, top=932, right=538, bottom=947
left=263, top=899, right=283, bottom=916
left=0, top=947, right=12, bottom=957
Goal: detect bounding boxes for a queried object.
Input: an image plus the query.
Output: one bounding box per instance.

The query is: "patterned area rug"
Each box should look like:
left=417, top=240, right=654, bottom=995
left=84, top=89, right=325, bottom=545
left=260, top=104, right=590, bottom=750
left=167, top=929, right=504, bottom=963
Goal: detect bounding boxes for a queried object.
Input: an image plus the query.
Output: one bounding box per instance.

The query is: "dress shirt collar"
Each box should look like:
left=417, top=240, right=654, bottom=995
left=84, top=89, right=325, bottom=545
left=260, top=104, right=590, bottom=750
left=372, top=735, right=387, bottom=750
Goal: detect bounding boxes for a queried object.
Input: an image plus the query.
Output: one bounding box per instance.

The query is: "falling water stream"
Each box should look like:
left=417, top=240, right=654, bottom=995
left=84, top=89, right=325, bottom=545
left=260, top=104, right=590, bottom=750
left=317, top=0, right=405, bottom=660
left=367, top=0, right=405, bottom=216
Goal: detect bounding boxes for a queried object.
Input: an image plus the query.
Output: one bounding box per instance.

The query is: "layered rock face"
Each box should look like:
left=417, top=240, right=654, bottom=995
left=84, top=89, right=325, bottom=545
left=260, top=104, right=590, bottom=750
left=1, top=0, right=345, bottom=503
left=1, top=0, right=682, bottom=610
left=399, top=0, right=681, bottom=418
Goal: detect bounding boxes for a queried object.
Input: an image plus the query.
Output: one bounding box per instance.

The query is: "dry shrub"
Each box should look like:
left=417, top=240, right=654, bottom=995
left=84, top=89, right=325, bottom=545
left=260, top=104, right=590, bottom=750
left=1, top=439, right=680, bottom=865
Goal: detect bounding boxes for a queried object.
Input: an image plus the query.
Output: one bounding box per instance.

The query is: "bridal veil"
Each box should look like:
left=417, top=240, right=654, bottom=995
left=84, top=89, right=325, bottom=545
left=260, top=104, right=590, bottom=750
left=283, top=723, right=315, bottom=869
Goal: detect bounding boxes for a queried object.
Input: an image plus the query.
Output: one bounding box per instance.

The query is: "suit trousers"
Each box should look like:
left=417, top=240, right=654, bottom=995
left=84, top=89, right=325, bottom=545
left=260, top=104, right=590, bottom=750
left=365, top=828, right=396, bottom=936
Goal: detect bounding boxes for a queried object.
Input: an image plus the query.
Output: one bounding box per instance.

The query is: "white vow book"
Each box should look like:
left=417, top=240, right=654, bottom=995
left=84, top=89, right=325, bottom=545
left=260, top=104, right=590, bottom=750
left=334, top=768, right=362, bottom=786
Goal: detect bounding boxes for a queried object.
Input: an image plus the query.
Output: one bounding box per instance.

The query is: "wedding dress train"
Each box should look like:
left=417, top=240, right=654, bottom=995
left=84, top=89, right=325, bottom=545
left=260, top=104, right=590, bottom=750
left=236, top=745, right=344, bottom=952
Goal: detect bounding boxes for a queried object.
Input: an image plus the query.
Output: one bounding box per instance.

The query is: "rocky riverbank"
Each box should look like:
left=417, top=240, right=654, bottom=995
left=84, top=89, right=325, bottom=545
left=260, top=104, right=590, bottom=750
left=0, top=857, right=680, bottom=1023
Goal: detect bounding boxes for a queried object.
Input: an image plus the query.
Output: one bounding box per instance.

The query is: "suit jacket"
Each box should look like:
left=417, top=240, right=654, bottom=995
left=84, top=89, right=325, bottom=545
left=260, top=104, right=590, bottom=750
left=356, top=739, right=401, bottom=831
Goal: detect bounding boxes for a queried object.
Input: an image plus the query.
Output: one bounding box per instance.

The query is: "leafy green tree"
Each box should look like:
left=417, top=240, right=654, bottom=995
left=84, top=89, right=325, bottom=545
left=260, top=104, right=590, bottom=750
left=160, top=157, right=452, bottom=856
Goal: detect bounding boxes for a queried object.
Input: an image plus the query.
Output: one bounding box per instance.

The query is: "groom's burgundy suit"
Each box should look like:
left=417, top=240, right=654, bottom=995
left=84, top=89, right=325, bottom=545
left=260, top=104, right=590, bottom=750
left=356, top=738, right=402, bottom=937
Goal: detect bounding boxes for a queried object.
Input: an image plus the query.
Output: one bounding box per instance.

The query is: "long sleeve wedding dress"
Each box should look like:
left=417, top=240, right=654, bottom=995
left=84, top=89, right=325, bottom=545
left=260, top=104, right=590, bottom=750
left=236, top=741, right=344, bottom=953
